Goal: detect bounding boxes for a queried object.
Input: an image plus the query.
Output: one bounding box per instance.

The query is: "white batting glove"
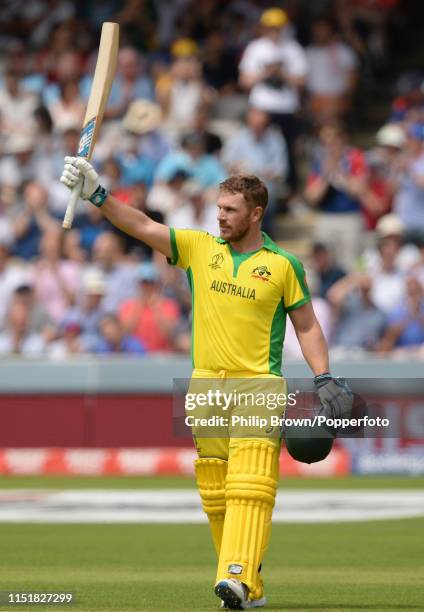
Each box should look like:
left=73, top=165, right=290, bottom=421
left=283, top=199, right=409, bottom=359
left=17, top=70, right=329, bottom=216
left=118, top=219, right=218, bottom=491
left=60, top=156, right=108, bottom=206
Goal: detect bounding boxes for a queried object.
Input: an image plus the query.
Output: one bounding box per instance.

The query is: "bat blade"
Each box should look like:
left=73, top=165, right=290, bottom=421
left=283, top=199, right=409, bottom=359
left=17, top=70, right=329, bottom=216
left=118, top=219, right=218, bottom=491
left=62, top=22, right=119, bottom=230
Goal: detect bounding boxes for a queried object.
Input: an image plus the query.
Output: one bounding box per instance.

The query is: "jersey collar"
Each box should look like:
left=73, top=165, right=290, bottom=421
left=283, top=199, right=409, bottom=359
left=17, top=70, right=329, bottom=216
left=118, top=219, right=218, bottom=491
left=215, top=231, right=279, bottom=253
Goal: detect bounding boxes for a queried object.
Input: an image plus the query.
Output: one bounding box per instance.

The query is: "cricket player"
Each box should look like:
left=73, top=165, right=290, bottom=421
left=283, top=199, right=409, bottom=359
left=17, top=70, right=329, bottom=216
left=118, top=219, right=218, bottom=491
left=60, top=158, right=352, bottom=609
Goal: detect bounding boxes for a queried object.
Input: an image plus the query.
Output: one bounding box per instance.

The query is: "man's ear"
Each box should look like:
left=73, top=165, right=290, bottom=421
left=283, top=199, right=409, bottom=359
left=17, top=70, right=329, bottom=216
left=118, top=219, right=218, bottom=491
left=252, top=206, right=264, bottom=222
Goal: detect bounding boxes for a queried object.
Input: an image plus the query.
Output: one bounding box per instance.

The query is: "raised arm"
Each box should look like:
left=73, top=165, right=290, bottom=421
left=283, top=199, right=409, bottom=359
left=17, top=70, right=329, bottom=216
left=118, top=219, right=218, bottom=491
left=60, top=156, right=171, bottom=258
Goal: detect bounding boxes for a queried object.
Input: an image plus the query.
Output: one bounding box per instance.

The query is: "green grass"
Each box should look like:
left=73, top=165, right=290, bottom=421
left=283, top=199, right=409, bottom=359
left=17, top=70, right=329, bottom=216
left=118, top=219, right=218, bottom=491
left=0, top=474, right=423, bottom=489
left=0, top=520, right=423, bottom=611
left=1, top=476, right=423, bottom=610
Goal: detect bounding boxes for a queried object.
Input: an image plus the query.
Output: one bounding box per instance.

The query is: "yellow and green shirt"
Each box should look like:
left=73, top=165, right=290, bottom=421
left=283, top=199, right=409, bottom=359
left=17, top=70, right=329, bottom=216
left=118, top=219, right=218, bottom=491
left=169, top=229, right=311, bottom=376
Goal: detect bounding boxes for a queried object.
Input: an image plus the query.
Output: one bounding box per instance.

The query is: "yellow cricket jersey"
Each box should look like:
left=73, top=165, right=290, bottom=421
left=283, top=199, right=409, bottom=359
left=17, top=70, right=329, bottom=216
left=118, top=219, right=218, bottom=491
left=168, top=229, right=311, bottom=376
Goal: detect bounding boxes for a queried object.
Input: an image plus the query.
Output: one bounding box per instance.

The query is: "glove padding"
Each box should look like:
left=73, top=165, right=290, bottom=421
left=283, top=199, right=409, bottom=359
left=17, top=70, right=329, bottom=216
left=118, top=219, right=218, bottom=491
left=314, top=374, right=353, bottom=421
left=60, top=156, right=100, bottom=200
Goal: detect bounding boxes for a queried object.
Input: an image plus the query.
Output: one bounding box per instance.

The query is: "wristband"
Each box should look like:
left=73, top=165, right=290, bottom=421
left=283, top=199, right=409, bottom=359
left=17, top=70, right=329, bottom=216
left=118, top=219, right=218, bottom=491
left=89, top=185, right=108, bottom=207
left=313, top=372, right=332, bottom=389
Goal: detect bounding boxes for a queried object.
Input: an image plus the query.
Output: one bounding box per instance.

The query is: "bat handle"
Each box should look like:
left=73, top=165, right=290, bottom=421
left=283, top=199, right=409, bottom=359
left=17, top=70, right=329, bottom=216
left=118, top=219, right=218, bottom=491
left=62, top=176, right=83, bottom=230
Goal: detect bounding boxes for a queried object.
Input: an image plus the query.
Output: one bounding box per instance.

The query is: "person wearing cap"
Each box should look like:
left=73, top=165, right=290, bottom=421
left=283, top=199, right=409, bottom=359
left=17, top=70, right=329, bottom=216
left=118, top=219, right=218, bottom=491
left=92, top=232, right=138, bottom=312
left=360, top=124, right=406, bottom=230
left=122, top=99, right=170, bottom=169
left=361, top=213, right=420, bottom=274
left=156, top=38, right=215, bottom=131
left=239, top=7, right=308, bottom=191
left=60, top=269, right=108, bottom=352
left=393, top=122, right=424, bottom=240
left=118, top=262, right=180, bottom=353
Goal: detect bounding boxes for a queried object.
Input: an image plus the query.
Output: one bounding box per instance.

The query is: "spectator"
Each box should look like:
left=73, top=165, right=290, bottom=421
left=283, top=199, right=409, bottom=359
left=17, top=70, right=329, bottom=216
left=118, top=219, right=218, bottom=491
left=189, top=104, right=222, bottom=156
left=92, top=232, right=137, bottom=312
left=12, top=181, right=57, bottom=260
left=368, top=233, right=406, bottom=315
left=62, top=229, right=86, bottom=264
left=362, top=214, right=420, bottom=274
left=363, top=124, right=407, bottom=231
left=156, top=38, right=215, bottom=131
left=412, top=237, right=424, bottom=287
left=389, top=71, right=424, bottom=124
left=115, top=0, right=157, bottom=52
left=311, top=243, right=346, bottom=298
left=61, top=269, right=107, bottom=352
left=222, top=106, right=287, bottom=232
left=202, top=31, right=239, bottom=92
left=0, top=69, right=38, bottom=144
left=48, top=79, right=85, bottom=132
left=306, top=16, right=358, bottom=123
left=78, top=205, right=111, bottom=256
left=393, top=123, right=424, bottom=240
left=327, top=273, right=386, bottom=350
left=239, top=8, right=308, bottom=191
left=155, top=131, right=226, bottom=188
left=361, top=150, right=393, bottom=231
left=117, top=182, right=164, bottom=259
left=47, top=321, right=83, bottom=359
left=168, top=180, right=219, bottom=235
left=376, top=277, right=424, bottom=351
left=42, top=50, right=84, bottom=107
left=100, top=158, right=130, bottom=198
left=30, top=225, right=81, bottom=324
left=0, top=298, right=45, bottom=356
left=0, top=238, right=28, bottom=328
left=147, top=168, right=190, bottom=218
left=118, top=262, right=180, bottom=352
left=115, top=131, right=156, bottom=188
left=304, top=122, right=367, bottom=270
left=283, top=272, right=332, bottom=357
left=96, top=313, right=146, bottom=354
left=122, top=99, right=170, bottom=169
left=13, top=284, right=54, bottom=340
left=0, top=134, right=46, bottom=191
left=0, top=40, right=43, bottom=94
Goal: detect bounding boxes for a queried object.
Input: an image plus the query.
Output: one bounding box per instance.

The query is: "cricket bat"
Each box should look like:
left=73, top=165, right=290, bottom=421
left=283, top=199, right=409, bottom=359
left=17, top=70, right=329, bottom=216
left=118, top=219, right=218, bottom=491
left=62, top=22, right=119, bottom=229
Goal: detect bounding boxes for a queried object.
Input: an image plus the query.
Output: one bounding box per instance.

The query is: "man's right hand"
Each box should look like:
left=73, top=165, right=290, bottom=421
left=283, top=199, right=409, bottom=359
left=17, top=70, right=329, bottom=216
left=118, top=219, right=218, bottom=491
left=60, top=156, right=101, bottom=201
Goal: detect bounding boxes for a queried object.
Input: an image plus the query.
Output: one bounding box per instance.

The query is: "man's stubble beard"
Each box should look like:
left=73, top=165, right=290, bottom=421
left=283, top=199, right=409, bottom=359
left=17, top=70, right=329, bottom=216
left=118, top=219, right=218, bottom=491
left=221, top=218, right=251, bottom=244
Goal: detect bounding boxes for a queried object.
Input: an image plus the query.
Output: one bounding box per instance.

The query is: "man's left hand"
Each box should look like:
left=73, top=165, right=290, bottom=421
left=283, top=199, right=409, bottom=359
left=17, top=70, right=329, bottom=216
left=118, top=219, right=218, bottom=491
left=314, top=373, right=353, bottom=421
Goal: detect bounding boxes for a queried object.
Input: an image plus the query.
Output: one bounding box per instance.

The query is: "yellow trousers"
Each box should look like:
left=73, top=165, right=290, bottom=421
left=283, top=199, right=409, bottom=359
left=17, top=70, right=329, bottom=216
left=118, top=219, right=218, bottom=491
left=190, top=368, right=285, bottom=600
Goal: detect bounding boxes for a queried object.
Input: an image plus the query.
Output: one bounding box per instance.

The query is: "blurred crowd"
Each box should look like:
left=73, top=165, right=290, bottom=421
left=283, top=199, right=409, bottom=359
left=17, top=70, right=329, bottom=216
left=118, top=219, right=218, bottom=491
left=0, top=0, right=423, bottom=359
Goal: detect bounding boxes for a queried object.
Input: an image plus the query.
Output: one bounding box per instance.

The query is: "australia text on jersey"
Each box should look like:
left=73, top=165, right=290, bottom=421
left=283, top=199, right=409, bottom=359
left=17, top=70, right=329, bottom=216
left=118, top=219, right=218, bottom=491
left=210, top=280, right=256, bottom=300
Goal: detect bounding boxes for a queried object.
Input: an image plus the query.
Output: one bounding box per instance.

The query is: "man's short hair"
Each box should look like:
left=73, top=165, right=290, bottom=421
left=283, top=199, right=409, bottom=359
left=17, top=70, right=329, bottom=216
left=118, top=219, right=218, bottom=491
left=219, top=175, right=268, bottom=215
